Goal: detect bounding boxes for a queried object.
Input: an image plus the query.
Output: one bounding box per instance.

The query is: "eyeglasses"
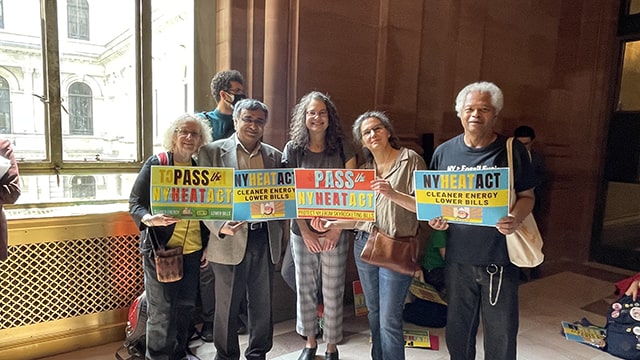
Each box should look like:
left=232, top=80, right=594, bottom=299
left=361, top=125, right=385, bottom=138
left=240, top=117, right=266, bottom=127
left=306, top=110, right=328, bottom=118
left=175, top=128, right=201, bottom=138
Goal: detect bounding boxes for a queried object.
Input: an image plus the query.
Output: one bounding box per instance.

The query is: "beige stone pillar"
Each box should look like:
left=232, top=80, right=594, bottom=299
left=262, top=0, right=290, bottom=150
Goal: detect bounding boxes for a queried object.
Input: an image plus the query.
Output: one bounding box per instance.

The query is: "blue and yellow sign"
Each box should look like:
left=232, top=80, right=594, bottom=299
left=414, top=168, right=510, bottom=226
left=233, top=169, right=297, bottom=221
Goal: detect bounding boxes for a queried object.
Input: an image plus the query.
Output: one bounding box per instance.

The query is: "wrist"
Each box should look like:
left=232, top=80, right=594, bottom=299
left=508, top=214, right=521, bottom=225
left=142, top=214, right=153, bottom=226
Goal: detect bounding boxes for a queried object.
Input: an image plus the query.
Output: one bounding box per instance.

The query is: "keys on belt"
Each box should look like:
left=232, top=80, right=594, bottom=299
left=248, top=222, right=266, bottom=231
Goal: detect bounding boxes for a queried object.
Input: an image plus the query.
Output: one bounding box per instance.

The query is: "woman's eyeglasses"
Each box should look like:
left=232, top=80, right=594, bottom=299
left=175, top=128, right=201, bottom=138
left=361, top=125, right=384, bottom=138
left=306, top=110, right=328, bottom=118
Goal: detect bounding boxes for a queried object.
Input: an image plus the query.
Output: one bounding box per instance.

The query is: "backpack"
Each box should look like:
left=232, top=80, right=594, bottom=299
left=115, top=291, right=148, bottom=360
left=605, top=295, right=640, bottom=360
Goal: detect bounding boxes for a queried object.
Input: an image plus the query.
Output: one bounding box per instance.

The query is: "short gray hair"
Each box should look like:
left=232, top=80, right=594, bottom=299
left=454, top=81, right=503, bottom=117
left=232, top=98, right=269, bottom=122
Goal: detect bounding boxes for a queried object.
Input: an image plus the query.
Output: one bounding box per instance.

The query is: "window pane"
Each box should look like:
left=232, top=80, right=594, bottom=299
left=630, top=0, right=640, bottom=15
left=68, top=82, right=93, bottom=135
left=152, top=0, right=194, bottom=150
left=16, top=173, right=137, bottom=205
left=67, top=0, right=89, bottom=40
left=618, top=41, right=640, bottom=111
left=0, top=0, right=4, bottom=29
left=0, top=76, right=11, bottom=133
left=58, top=0, right=137, bottom=162
left=0, top=0, right=46, bottom=161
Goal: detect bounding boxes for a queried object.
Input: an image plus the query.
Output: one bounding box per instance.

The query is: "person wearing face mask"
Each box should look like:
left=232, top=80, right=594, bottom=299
left=199, top=70, right=247, bottom=141
left=193, top=70, right=249, bottom=343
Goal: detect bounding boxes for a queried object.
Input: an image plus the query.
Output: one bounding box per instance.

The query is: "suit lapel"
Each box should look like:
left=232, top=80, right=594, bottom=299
left=220, top=138, right=239, bottom=169
left=261, top=145, right=276, bottom=168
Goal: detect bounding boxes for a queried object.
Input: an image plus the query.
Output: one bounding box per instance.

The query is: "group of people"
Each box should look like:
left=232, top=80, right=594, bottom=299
left=128, top=73, right=539, bottom=360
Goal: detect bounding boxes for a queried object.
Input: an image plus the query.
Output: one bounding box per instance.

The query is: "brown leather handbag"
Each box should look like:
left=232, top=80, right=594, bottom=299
left=148, top=224, right=186, bottom=283
left=153, top=246, right=184, bottom=283
left=360, top=226, right=421, bottom=276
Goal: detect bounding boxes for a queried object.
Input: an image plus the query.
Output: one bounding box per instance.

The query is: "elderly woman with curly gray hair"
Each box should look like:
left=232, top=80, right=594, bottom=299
left=129, top=113, right=212, bottom=360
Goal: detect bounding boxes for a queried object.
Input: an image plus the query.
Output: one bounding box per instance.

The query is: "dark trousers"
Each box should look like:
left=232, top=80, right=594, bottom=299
left=143, top=249, right=202, bottom=360
left=197, top=262, right=216, bottom=323
left=196, top=261, right=248, bottom=328
left=213, top=227, right=274, bottom=360
left=444, top=261, right=519, bottom=360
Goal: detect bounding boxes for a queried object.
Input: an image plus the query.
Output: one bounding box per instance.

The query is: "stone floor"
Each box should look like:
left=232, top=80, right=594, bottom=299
left=41, top=260, right=637, bottom=360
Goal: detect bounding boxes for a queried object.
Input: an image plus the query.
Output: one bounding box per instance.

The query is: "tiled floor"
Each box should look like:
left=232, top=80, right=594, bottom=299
left=42, top=260, right=637, bottom=360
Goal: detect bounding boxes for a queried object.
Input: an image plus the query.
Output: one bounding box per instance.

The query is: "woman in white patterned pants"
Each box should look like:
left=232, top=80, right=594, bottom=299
left=281, top=91, right=357, bottom=360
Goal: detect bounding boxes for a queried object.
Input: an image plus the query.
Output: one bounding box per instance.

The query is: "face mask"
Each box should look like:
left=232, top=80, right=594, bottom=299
left=226, top=92, right=247, bottom=107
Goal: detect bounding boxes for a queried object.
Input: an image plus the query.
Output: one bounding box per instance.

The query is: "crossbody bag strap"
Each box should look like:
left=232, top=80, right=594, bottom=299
left=506, top=137, right=516, bottom=207
left=148, top=151, right=170, bottom=253
left=157, top=151, right=169, bottom=165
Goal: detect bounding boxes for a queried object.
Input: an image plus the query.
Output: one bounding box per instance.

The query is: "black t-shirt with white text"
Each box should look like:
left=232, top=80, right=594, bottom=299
left=430, top=134, right=535, bottom=265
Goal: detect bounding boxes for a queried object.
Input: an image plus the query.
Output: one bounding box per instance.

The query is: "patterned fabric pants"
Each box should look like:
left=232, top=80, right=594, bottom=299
left=291, top=231, right=349, bottom=343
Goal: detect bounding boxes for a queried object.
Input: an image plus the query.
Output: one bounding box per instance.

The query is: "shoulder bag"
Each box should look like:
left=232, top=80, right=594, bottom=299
left=605, top=294, right=640, bottom=360
left=505, top=137, right=544, bottom=267
left=360, top=225, right=421, bottom=276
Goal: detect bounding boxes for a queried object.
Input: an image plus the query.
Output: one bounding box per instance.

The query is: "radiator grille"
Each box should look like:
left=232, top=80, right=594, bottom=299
left=0, top=234, right=143, bottom=330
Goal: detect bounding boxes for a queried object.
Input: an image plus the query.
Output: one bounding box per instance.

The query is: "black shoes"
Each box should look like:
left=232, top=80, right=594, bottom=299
left=199, top=322, right=213, bottom=342
left=297, top=347, right=317, bottom=360
left=325, top=349, right=339, bottom=360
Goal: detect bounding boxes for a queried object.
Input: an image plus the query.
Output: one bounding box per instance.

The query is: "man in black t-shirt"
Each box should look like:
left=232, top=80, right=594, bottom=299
left=429, top=81, right=535, bottom=360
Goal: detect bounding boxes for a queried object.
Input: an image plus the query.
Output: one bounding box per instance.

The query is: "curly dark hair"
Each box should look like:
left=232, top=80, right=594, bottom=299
left=210, top=70, right=245, bottom=102
left=352, top=110, right=401, bottom=163
left=288, top=91, right=345, bottom=156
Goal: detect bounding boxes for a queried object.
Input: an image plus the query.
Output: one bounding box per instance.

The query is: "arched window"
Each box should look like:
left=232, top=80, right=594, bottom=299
left=0, top=76, right=10, bottom=134
left=71, top=175, right=96, bottom=199
left=67, top=0, right=89, bottom=40
left=68, top=82, right=93, bottom=135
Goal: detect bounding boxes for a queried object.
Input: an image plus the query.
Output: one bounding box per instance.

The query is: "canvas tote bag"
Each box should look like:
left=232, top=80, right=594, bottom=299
left=505, top=137, right=544, bottom=267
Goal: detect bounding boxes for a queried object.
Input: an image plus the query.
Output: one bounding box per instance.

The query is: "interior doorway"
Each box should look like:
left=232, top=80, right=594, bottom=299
left=592, top=0, right=640, bottom=271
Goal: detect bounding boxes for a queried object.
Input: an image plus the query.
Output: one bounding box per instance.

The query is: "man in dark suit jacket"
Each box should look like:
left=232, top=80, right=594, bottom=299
left=0, top=139, right=20, bottom=261
left=198, top=99, right=283, bottom=360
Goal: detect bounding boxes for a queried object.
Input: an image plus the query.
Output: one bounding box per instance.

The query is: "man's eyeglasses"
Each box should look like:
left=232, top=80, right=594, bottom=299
left=361, top=125, right=385, bottom=138
left=175, top=128, right=201, bottom=138
left=240, top=117, right=266, bottom=127
left=306, top=110, right=328, bottom=118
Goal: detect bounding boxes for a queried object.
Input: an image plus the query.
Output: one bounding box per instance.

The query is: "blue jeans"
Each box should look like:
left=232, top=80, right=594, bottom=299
left=445, top=261, right=519, bottom=360
left=354, top=230, right=412, bottom=360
